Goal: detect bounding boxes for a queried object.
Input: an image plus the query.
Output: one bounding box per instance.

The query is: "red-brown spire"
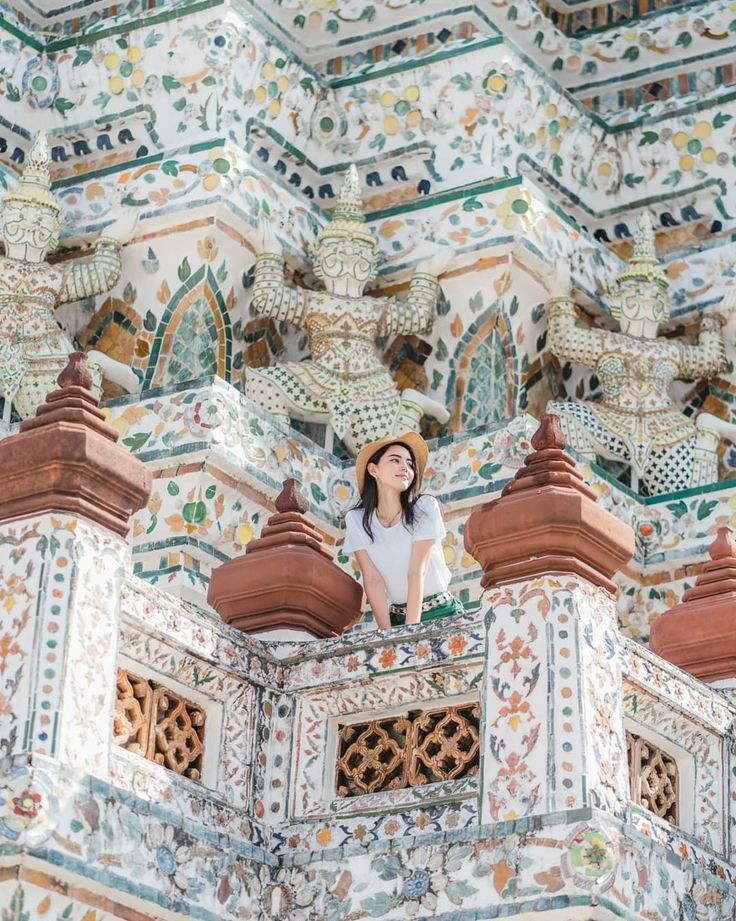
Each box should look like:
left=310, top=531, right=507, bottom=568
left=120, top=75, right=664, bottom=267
left=57, top=350, right=93, bottom=390
left=208, top=478, right=362, bottom=638
left=501, top=411, right=596, bottom=500
left=650, top=527, right=736, bottom=681
left=275, top=477, right=309, bottom=514
left=464, top=412, right=633, bottom=593
left=0, top=352, right=151, bottom=537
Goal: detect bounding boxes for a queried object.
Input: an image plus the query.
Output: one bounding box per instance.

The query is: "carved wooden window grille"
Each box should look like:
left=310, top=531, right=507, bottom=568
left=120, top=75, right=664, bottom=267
left=114, top=668, right=206, bottom=781
left=626, top=729, right=678, bottom=824
left=336, top=702, right=480, bottom=798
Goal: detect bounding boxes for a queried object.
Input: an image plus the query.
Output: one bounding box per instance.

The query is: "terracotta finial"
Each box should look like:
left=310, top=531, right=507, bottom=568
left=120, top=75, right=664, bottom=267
left=651, top=526, right=736, bottom=682
left=57, top=351, right=93, bottom=391
left=275, top=477, right=308, bottom=514
left=530, top=412, right=566, bottom=452
left=464, top=414, right=634, bottom=593
left=0, top=354, right=151, bottom=539
left=208, top=477, right=362, bottom=638
left=501, top=411, right=595, bottom=499
left=709, top=526, right=736, bottom=561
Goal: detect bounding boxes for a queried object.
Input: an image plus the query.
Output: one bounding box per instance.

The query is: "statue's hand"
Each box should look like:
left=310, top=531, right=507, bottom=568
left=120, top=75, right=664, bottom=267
left=415, top=243, right=454, bottom=278
left=545, top=257, right=572, bottom=297
left=101, top=209, right=138, bottom=245
left=700, top=311, right=727, bottom=333
left=254, top=214, right=281, bottom=256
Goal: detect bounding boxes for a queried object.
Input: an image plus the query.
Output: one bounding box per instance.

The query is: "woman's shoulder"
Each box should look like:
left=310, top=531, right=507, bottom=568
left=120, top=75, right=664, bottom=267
left=415, top=493, right=439, bottom=512
left=344, top=507, right=363, bottom=526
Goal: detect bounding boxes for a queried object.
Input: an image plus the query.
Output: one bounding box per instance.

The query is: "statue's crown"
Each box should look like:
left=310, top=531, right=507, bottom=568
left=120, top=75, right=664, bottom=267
left=315, top=165, right=378, bottom=248
left=4, top=131, right=60, bottom=214
left=612, top=214, right=668, bottom=290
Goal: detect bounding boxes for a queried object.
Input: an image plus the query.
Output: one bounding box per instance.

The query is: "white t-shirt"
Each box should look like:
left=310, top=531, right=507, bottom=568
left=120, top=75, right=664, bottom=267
left=343, top=494, right=452, bottom=604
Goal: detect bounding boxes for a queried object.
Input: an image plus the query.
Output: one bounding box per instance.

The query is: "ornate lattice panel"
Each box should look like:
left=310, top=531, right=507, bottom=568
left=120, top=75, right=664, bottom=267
left=114, top=668, right=206, bottom=781
left=336, top=703, right=480, bottom=798
left=626, top=729, right=678, bottom=824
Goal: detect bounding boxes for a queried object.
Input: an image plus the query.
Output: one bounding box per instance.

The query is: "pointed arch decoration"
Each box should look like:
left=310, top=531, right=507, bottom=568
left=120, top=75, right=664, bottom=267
left=445, top=296, right=517, bottom=433
left=145, top=266, right=232, bottom=390
left=79, top=298, right=142, bottom=371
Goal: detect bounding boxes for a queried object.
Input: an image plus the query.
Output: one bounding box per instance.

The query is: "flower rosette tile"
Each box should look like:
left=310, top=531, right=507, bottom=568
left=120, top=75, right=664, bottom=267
left=0, top=765, right=59, bottom=846
left=492, top=416, right=536, bottom=469
left=561, top=824, right=617, bottom=892
left=360, top=844, right=477, bottom=917
left=183, top=393, right=239, bottom=446
left=262, top=865, right=318, bottom=920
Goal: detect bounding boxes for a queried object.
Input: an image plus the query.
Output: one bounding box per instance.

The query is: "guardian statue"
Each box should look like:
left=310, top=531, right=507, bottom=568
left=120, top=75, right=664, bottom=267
left=546, top=215, right=736, bottom=495
left=0, top=131, right=138, bottom=420
left=246, top=165, right=449, bottom=455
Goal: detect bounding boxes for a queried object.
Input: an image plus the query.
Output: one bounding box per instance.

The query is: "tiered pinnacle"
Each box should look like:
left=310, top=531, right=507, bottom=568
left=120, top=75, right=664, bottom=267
left=315, top=163, right=378, bottom=247
left=5, top=130, right=59, bottom=213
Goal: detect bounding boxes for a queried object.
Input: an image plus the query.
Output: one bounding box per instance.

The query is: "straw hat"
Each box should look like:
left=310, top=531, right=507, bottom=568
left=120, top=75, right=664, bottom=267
left=355, top=431, right=428, bottom=494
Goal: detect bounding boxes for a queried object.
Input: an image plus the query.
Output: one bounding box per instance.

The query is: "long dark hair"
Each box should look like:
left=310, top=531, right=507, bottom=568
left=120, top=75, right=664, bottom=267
left=356, top=441, right=422, bottom=541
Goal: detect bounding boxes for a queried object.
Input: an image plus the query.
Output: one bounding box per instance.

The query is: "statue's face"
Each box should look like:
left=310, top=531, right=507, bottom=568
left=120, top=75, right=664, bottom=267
left=611, top=278, right=668, bottom=334
left=313, top=235, right=378, bottom=290
left=1, top=201, right=60, bottom=260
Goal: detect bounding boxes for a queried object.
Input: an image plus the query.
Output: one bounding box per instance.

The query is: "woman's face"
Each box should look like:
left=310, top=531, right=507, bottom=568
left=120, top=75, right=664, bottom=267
left=367, top=444, right=415, bottom=494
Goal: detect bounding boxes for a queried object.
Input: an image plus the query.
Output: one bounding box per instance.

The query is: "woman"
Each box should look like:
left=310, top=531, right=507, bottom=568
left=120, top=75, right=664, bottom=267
left=343, top=431, right=464, bottom=629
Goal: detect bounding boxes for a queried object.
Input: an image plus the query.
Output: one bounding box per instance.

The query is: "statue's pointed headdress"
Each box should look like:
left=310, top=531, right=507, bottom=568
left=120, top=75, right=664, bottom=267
left=314, top=165, right=377, bottom=248
left=4, top=131, right=60, bottom=214
left=612, top=214, right=668, bottom=291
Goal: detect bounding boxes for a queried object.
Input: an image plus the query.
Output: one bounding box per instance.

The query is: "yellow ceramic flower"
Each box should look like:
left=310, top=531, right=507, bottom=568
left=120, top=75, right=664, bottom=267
left=496, top=187, right=537, bottom=231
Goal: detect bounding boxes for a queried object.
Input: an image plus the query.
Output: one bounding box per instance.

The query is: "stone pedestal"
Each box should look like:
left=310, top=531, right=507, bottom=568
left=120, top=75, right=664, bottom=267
left=0, top=354, right=151, bottom=778
left=465, top=413, right=635, bottom=822
left=208, top=478, right=362, bottom=638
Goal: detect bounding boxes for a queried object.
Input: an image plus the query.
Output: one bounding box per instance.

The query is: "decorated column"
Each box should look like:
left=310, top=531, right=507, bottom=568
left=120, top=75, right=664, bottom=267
left=464, top=414, right=634, bottom=830
left=0, top=353, right=151, bottom=816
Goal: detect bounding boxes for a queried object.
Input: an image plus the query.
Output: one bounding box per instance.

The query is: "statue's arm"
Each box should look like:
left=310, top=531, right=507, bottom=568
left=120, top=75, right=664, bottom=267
left=547, top=296, right=603, bottom=368
left=251, top=253, right=309, bottom=327
left=677, top=316, right=727, bottom=379
left=60, top=237, right=122, bottom=304
left=379, top=272, right=439, bottom=336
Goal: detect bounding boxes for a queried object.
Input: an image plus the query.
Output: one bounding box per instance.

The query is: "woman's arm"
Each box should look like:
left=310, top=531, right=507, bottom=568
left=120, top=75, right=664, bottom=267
left=354, top=550, right=391, bottom=630
left=405, top=538, right=436, bottom=626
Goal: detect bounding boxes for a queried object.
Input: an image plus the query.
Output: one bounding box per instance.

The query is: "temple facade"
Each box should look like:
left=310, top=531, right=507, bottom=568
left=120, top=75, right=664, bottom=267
left=3, top=1, right=736, bottom=919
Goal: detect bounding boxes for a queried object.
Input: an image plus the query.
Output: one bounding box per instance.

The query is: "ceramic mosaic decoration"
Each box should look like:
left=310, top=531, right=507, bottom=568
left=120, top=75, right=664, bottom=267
left=3, top=1, right=736, bottom=919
